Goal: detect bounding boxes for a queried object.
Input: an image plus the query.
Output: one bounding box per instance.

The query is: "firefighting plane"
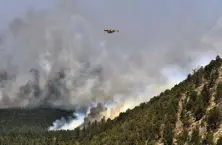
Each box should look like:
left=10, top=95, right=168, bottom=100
left=104, top=29, right=119, bottom=34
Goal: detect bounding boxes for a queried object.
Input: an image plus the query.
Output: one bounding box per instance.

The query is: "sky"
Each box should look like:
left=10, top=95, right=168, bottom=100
left=0, top=0, right=221, bottom=32
left=1, top=0, right=222, bottom=50
left=1, top=0, right=222, bottom=110
left=0, top=0, right=57, bottom=29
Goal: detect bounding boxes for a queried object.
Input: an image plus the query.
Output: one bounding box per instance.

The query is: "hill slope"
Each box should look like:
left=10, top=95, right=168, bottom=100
left=0, top=108, right=74, bottom=132
left=1, top=56, right=222, bottom=145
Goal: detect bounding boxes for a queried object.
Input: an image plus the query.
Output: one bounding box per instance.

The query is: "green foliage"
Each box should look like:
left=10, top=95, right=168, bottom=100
left=192, top=67, right=205, bottom=87
left=189, top=126, right=202, bottom=145
left=186, top=89, right=208, bottom=121
left=216, top=55, right=221, bottom=61
left=200, top=84, right=211, bottom=106
left=181, top=109, right=190, bottom=128
left=216, top=82, right=222, bottom=103
left=163, top=122, right=173, bottom=145
left=185, top=91, right=198, bottom=111
left=194, top=102, right=205, bottom=121
left=176, top=129, right=189, bottom=145
left=204, top=58, right=220, bottom=80
left=0, top=108, right=75, bottom=132
left=202, top=132, right=214, bottom=145
left=206, top=107, right=221, bottom=131
left=217, top=136, right=222, bottom=145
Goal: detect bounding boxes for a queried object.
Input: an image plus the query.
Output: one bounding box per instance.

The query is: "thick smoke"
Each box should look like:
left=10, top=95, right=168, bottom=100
left=0, top=0, right=169, bottom=109
left=0, top=0, right=222, bottom=129
left=49, top=102, right=123, bottom=130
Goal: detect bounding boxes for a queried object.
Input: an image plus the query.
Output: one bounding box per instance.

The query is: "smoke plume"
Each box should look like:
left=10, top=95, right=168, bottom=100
left=0, top=0, right=222, bottom=129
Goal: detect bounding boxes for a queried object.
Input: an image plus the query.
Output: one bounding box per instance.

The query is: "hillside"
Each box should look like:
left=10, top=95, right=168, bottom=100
left=0, top=108, right=75, bottom=132
left=1, top=56, right=222, bottom=145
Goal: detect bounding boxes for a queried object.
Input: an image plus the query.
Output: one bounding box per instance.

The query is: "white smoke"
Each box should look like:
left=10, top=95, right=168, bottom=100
left=49, top=112, right=85, bottom=131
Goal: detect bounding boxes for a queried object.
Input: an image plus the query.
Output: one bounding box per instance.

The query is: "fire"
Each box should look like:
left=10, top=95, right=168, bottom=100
left=110, top=106, right=121, bottom=119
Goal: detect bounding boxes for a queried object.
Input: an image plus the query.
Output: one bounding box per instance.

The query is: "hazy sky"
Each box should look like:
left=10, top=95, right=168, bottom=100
left=0, top=0, right=222, bottom=44
left=0, top=0, right=222, bottom=85
left=1, top=0, right=222, bottom=84
left=0, top=1, right=221, bottom=30
left=0, top=0, right=57, bottom=29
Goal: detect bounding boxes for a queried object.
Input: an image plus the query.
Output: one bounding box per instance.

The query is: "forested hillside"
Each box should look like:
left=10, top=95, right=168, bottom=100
left=1, top=56, right=222, bottom=145
left=0, top=108, right=74, bottom=132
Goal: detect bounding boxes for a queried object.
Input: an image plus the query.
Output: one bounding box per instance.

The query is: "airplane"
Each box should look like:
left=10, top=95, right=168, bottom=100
left=104, top=29, right=119, bottom=34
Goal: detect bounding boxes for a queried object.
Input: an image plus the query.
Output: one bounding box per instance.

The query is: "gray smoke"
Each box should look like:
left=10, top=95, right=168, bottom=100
left=83, top=103, right=107, bottom=124
left=49, top=102, right=108, bottom=130
left=0, top=0, right=222, bottom=120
